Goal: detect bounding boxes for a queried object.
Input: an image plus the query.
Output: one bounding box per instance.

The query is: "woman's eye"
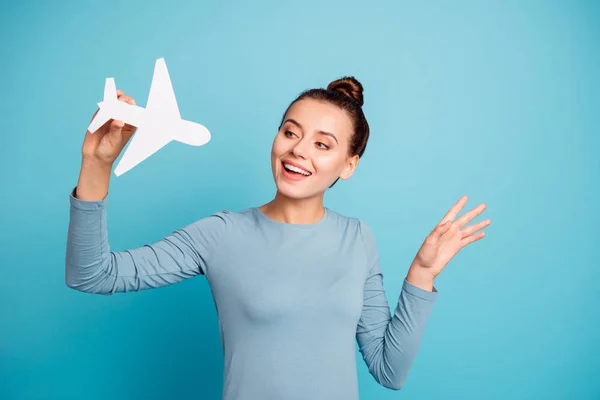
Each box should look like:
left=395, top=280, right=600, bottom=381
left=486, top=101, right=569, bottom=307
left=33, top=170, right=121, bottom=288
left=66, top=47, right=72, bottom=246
left=284, top=130, right=296, bottom=138
left=316, top=142, right=329, bottom=150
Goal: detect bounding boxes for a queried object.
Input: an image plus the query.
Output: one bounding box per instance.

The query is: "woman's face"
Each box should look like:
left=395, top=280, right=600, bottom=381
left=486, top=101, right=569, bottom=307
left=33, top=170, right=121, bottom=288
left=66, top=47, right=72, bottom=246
left=270, top=98, right=359, bottom=200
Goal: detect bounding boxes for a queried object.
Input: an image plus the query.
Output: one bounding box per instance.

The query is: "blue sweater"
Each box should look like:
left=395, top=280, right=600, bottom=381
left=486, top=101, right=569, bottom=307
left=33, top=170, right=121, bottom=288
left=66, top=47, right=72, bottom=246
left=65, top=187, right=438, bottom=399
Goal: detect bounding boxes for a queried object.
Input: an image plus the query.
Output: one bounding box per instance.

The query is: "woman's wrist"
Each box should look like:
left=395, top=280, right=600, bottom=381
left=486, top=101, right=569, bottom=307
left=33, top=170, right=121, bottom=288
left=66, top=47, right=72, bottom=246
left=406, top=265, right=435, bottom=292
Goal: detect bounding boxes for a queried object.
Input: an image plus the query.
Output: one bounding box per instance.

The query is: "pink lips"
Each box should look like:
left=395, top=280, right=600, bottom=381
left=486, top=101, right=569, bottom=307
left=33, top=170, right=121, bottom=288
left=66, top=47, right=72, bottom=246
left=281, top=160, right=311, bottom=181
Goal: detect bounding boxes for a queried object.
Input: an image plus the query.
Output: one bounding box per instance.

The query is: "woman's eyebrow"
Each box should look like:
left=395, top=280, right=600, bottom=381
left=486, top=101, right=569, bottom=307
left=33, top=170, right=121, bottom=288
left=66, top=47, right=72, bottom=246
left=284, top=118, right=338, bottom=143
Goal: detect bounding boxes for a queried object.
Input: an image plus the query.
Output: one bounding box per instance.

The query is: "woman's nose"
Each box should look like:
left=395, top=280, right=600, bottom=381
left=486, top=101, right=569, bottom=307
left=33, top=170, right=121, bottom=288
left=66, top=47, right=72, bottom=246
left=291, top=140, right=310, bottom=159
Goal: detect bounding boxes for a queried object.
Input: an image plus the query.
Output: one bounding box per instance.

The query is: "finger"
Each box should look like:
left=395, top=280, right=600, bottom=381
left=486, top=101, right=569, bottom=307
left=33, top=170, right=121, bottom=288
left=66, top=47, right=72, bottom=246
left=428, top=220, right=453, bottom=245
left=116, top=89, right=124, bottom=97
left=118, top=94, right=134, bottom=104
left=106, top=119, right=125, bottom=144
left=85, top=118, right=111, bottom=149
left=122, top=123, right=137, bottom=137
left=115, top=95, right=137, bottom=133
left=461, top=231, right=486, bottom=247
left=455, top=203, right=487, bottom=228
left=86, top=117, right=111, bottom=137
left=460, top=218, right=491, bottom=238
left=440, top=195, right=468, bottom=224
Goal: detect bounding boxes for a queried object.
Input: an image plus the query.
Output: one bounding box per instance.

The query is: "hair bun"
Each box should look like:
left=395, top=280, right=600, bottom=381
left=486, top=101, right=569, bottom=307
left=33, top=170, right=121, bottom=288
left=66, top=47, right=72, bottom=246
left=327, top=76, right=364, bottom=106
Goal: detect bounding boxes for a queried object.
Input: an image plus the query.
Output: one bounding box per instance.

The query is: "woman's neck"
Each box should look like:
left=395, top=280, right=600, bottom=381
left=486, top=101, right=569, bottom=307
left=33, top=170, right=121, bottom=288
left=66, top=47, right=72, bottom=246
left=259, top=191, right=325, bottom=225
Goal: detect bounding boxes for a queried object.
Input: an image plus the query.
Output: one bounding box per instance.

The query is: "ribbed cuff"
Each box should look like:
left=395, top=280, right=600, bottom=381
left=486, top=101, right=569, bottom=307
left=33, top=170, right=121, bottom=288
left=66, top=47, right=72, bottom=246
left=402, top=278, right=438, bottom=302
left=68, top=186, right=108, bottom=211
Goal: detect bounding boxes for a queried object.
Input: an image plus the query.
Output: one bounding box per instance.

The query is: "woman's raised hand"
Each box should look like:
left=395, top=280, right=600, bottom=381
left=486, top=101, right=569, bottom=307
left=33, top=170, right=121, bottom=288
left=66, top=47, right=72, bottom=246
left=81, top=90, right=137, bottom=166
left=409, top=196, right=491, bottom=281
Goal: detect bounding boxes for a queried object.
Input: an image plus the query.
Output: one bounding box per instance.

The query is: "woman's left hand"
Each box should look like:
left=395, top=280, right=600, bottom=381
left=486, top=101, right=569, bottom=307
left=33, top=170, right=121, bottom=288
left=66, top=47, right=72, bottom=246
left=409, top=195, right=491, bottom=283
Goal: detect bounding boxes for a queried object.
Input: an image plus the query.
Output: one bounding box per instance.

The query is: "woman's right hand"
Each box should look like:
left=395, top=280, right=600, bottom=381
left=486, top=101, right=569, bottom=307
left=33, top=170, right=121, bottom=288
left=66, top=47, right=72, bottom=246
left=81, top=90, right=137, bottom=165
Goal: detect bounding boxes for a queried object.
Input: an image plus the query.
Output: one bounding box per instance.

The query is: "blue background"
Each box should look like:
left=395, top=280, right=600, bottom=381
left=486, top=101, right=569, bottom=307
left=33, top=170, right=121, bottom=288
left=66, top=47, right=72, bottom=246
left=2, top=1, right=599, bottom=399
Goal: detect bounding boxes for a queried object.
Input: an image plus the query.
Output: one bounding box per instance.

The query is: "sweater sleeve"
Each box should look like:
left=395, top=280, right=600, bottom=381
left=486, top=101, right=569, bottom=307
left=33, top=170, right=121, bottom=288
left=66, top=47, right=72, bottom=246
left=65, top=186, right=230, bottom=295
left=355, top=220, right=438, bottom=390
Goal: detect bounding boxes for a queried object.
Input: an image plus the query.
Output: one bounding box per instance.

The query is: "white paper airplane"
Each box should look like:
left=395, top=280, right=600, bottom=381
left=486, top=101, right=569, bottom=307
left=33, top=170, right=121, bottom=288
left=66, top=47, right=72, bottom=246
left=87, top=57, right=211, bottom=176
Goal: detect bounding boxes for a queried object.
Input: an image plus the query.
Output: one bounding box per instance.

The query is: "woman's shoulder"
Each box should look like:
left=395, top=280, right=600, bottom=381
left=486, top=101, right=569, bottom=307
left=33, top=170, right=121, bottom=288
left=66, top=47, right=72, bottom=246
left=196, top=207, right=258, bottom=225
left=324, top=206, right=367, bottom=222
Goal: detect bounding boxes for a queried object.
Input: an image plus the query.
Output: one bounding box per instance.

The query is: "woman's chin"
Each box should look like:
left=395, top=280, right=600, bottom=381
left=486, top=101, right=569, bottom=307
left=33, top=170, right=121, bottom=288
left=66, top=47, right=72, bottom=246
left=275, top=186, right=307, bottom=200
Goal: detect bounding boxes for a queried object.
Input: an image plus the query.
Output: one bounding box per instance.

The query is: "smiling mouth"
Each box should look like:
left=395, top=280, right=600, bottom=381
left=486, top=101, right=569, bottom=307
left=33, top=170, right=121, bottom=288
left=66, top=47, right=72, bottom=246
left=282, top=161, right=312, bottom=179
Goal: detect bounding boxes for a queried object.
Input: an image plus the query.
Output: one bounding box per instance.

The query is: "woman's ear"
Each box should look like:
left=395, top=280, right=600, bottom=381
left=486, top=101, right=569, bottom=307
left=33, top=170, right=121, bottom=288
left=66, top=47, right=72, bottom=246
left=340, top=155, right=359, bottom=180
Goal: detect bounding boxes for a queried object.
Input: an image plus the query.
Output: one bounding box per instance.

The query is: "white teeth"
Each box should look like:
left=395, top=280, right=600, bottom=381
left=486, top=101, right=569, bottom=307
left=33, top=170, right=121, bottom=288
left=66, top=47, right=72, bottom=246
left=283, top=163, right=311, bottom=176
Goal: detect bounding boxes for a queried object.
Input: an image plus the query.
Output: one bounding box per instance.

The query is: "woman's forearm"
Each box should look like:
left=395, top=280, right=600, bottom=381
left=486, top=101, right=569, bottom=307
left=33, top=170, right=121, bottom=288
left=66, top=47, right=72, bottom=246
left=75, top=157, right=113, bottom=201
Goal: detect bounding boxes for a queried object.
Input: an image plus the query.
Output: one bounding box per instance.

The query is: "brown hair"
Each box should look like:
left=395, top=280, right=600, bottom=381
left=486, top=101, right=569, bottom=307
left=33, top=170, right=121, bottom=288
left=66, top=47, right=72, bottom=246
left=278, top=76, right=370, bottom=187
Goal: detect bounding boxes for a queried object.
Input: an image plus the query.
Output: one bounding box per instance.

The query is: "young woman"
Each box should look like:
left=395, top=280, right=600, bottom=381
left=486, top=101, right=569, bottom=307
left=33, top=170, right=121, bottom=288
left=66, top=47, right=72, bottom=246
left=66, top=77, right=491, bottom=400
